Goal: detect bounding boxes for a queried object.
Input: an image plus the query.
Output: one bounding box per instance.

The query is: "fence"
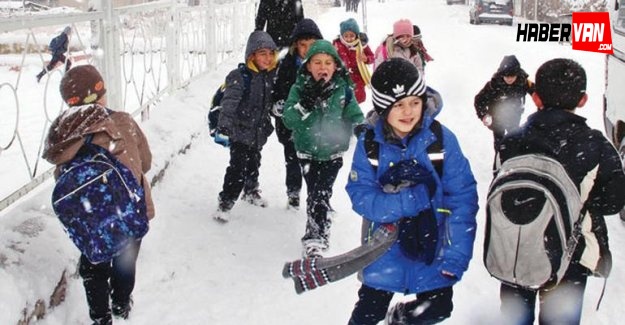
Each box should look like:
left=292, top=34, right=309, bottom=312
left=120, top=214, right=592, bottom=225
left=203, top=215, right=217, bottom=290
left=0, top=0, right=257, bottom=212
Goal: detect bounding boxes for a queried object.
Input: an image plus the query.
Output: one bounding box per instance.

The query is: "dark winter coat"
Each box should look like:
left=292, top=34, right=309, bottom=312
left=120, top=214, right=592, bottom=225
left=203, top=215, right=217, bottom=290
left=282, top=40, right=364, bottom=161
left=218, top=31, right=277, bottom=149
left=346, top=88, right=479, bottom=294
left=255, top=0, right=304, bottom=47
left=332, top=37, right=374, bottom=103
left=49, top=32, right=69, bottom=56
left=474, top=67, right=534, bottom=121
left=499, top=108, right=625, bottom=272
left=42, top=104, right=155, bottom=220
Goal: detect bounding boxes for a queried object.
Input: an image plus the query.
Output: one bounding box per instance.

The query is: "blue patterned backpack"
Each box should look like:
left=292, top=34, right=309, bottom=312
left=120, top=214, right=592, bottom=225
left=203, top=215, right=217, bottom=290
left=52, top=135, right=148, bottom=263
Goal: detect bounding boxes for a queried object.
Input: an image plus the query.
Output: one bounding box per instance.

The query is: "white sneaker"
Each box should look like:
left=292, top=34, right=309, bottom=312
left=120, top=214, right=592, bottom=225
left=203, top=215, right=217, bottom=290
left=213, top=209, right=231, bottom=223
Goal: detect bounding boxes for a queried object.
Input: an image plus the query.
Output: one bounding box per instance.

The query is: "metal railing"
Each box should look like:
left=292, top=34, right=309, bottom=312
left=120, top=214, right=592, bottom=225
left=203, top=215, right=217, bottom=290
left=0, top=0, right=257, bottom=212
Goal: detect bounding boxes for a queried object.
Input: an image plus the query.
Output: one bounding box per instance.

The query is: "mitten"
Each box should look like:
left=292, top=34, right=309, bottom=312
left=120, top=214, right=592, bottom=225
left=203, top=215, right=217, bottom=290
left=213, top=132, right=230, bottom=147
left=353, top=123, right=368, bottom=137
left=299, top=79, right=326, bottom=111
left=379, top=159, right=434, bottom=194
left=272, top=99, right=285, bottom=117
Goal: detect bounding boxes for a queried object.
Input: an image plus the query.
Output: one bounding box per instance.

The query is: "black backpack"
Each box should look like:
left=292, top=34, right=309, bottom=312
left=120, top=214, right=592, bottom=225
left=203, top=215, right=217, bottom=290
left=363, top=120, right=444, bottom=264
left=207, top=63, right=252, bottom=137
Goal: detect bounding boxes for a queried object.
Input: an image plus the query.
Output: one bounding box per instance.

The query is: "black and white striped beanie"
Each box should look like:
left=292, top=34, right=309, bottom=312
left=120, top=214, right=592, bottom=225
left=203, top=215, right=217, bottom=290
left=371, top=58, right=426, bottom=116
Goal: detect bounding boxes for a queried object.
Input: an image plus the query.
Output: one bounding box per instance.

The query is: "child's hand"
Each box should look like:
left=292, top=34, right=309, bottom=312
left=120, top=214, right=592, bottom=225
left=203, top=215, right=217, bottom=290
left=300, top=79, right=326, bottom=110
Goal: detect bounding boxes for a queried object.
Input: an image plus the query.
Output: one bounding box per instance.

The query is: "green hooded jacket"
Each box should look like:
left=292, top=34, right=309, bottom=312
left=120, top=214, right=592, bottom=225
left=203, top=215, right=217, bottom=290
left=282, top=40, right=364, bottom=161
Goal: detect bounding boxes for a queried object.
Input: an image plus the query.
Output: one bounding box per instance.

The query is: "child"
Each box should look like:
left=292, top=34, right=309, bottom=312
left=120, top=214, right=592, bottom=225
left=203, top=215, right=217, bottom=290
left=373, top=19, right=425, bottom=76
left=497, top=58, right=625, bottom=325
left=213, top=30, right=277, bottom=222
left=282, top=39, right=364, bottom=257
left=36, top=26, right=72, bottom=83
left=42, top=65, right=154, bottom=325
left=411, top=24, right=434, bottom=68
left=474, top=55, right=534, bottom=171
left=332, top=18, right=374, bottom=104
left=272, top=18, right=323, bottom=210
left=345, top=58, right=478, bottom=325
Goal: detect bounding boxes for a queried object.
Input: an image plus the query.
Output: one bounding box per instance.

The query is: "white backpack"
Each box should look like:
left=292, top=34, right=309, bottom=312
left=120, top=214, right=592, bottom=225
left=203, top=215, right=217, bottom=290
left=484, top=154, right=597, bottom=289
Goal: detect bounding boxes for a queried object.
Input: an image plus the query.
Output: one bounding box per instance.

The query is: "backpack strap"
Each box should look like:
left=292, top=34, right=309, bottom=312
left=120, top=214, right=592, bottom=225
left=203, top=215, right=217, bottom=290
left=237, top=63, right=252, bottom=98
left=428, top=120, right=444, bottom=178
left=364, top=120, right=444, bottom=178
left=364, top=128, right=379, bottom=171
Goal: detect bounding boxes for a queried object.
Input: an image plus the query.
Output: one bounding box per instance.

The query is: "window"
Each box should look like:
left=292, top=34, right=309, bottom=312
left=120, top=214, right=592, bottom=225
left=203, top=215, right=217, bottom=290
left=616, top=0, right=625, bottom=34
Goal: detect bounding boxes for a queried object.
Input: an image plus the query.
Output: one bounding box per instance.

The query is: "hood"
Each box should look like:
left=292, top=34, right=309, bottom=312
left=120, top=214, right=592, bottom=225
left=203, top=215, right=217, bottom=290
left=290, top=18, right=323, bottom=44
left=245, top=30, right=277, bottom=61
left=496, top=55, right=521, bottom=76
left=42, top=104, right=120, bottom=165
left=299, top=39, right=350, bottom=82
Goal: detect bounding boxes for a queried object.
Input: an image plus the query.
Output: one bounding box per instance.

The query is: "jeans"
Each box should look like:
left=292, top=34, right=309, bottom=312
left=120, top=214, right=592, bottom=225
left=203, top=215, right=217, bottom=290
left=500, top=263, right=588, bottom=325
left=79, top=240, right=141, bottom=322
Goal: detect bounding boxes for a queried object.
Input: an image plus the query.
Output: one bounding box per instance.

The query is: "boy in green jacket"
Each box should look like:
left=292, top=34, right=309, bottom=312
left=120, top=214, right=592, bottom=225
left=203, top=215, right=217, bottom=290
left=283, top=39, right=364, bottom=257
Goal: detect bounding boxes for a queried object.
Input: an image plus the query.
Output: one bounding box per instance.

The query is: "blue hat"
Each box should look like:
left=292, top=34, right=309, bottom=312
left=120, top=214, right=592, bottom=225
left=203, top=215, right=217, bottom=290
left=340, top=18, right=360, bottom=36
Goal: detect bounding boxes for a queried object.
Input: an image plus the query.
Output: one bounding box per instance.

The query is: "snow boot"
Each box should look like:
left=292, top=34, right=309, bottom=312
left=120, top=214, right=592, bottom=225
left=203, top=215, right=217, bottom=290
left=112, top=296, right=133, bottom=319
left=91, top=315, right=112, bottom=325
left=242, top=190, right=268, bottom=207
left=213, top=200, right=234, bottom=223
left=287, top=195, right=300, bottom=210
left=36, top=70, right=45, bottom=83
left=302, top=238, right=328, bottom=258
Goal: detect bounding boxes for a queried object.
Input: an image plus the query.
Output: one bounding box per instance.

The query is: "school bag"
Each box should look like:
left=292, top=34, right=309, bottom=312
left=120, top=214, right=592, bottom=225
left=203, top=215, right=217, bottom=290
left=207, top=63, right=252, bottom=137
left=483, top=154, right=594, bottom=290
left=363, top=120, right=444, bottom=263
left=51, top=135, right=148, bottom=264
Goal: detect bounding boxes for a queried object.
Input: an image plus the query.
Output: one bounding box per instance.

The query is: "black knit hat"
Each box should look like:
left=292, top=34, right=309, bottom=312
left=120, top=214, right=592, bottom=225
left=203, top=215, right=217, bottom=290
left=497, top=55, right=521, bottom=76
left=60, top=65, right=106, bottom=107
left=371, top=58, right=426, bottom=116
left=290, top=18, right=323, bottom=44
left=535, top=58, right=586, bottom=110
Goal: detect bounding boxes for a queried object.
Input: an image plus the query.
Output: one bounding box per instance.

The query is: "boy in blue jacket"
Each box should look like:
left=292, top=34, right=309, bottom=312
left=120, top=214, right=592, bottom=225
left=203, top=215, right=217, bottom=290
left=346, top=58, right=478, bottom=325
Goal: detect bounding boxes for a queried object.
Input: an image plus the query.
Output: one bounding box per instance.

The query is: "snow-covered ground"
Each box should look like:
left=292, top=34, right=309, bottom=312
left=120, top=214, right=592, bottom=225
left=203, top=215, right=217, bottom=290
left=2, top=0, right=624, bottom=324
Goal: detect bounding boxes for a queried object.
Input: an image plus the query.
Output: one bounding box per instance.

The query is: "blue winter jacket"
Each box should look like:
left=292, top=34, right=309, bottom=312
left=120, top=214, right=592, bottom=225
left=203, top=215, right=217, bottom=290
left=345, top=88, right=479, bottom=294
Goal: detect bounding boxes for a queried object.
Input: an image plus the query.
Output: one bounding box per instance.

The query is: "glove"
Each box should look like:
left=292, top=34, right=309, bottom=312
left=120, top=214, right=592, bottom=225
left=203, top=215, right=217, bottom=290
left=272, top=100, right=285, bottom=117
left=379, top=159, right=435, bottom=195
left=213, top=132, right=230, bottom=148
left=353, top=123, right=368, bottom=137
left=299, top=79, right=329, bottom=111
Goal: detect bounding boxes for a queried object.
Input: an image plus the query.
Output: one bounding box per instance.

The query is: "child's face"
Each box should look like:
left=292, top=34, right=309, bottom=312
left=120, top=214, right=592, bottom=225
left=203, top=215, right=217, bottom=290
left=396, top=35, right=412, bottom=47
left=386, top=96, right=423, bottom=138
left=252, top=48, right=274, bottom=71
left=296, top=38, right=316, bottom=59
left=306, top=53, right=337, bottom=82
left=503, top=75, right=517, bottom=85
left=342, top=31, right=357, bottom=43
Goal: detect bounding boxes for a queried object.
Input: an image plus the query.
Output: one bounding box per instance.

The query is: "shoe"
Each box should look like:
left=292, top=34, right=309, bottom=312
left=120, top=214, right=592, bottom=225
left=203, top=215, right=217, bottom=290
left=36, top=72, right=44, bottom=83
left=91, top=315, right=112, bottom=325
left=112, top=297, right=133, bottom=319
left=242, top=190, right=268, bottom=208
left=302, top=239, right=328, bottom=258
left=213, top=207, right=231, bottom=223
left=287, top=195, right=300, bottom=210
